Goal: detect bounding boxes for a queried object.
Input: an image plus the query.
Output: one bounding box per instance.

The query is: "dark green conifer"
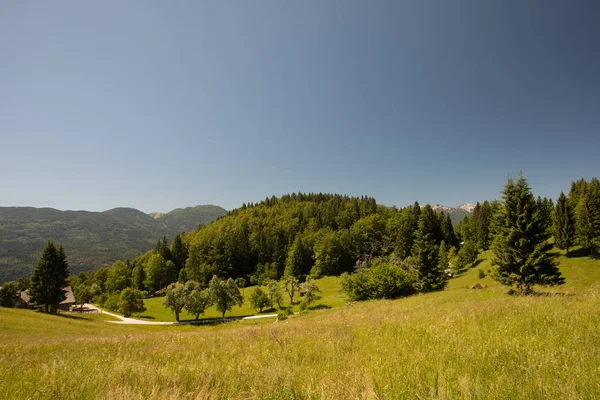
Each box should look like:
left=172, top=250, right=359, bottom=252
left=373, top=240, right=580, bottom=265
left=575, top=178, right=600, bottom=257
left=412, top=216, right=445, bottom=292
left=491, top=174, right=564, bottom=294
left=553, top=191, right=574, bottom=255
left=29, top=241, right=70, bottom=312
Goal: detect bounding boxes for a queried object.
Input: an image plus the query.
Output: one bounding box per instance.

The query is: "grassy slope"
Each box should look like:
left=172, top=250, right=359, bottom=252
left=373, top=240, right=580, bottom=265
left=1, top=251, right=600, bottom=399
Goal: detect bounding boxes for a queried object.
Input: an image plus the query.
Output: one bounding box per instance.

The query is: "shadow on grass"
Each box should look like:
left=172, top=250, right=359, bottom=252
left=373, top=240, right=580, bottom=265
left=530, top=292, right=576, bottom=297
left=178, top=314, right=257, bottom=326
left=566, top=247, right=595, bottom=258
left=135, top=315, right=156, bottom=320
left=39, top=311, right=100, bottom=322
left=308, top=304, right=331, bottom=311
left=506, top=289, right=575, bottom=297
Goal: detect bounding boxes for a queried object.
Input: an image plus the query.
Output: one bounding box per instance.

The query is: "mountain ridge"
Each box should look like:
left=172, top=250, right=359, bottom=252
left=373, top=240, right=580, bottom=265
left=0, top=204, right=228, bottom=283
left=424, top=203, right=474, bottom=225
left=427, top=203, right=476, bottom=213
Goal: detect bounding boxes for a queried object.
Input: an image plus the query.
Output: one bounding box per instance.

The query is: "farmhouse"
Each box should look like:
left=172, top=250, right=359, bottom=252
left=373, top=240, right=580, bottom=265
left=17, top=286, right=76, bottom=310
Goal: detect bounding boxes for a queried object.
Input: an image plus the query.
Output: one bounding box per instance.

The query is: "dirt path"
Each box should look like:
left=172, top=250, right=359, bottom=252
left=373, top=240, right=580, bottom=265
left=84, top=304, right=175, bottom=325
left=85, top=304, right=278, bottom=325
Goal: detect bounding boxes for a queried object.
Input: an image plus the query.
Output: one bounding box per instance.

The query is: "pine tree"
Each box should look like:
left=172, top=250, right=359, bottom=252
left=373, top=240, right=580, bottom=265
left=472, top=201, right=493, bottom=250
left=537, top=196, right=554, bottom=234
left=438, top=241, right=449, bottom=271
left=575, top=178, right=600, bottom=257
left=29, top=241, right=70, bottom=313
left=412, top=217, right=445, bottom=292
left=155, top=236, right=172, bottom=262
left=553, top=191, right=574, bottom=255
left=491, top=174, right=564, bottom=294
left=170, top=234, right=188, bottom=275
left=441, top=214, right=458, bottom=248
left=284, top=235, right=312, bottom=278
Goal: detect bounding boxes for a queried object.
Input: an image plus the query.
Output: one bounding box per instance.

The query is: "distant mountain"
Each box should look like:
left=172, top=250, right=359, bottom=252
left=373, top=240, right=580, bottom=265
left=426, top=203, right=474, bottom=225
left=156, top=205, right=228, bottom=232
left=0, top=205, right=227, bottom=284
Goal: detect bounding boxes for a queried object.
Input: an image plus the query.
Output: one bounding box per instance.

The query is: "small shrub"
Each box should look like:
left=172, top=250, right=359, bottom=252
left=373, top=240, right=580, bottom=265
left=478, top=269, right=486, bottom=279
left=277, top=312, right=288, bottom=320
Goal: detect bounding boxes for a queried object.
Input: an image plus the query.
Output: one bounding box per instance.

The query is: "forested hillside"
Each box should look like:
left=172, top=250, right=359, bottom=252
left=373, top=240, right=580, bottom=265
left=0, top=205, right=227, bottom=283
left=180, top=194, right=458, bottom=285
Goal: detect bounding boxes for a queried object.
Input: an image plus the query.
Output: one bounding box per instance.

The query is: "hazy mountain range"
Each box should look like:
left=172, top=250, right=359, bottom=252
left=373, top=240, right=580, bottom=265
left=0, top=205, right=227, bottom=283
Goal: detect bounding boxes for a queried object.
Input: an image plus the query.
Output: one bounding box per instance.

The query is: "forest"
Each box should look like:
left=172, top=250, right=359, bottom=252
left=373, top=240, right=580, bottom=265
left=3, top=176, right=598, bottom=313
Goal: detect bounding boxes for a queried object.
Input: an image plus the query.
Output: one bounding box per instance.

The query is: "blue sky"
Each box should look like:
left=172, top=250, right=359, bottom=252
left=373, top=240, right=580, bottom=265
left=1, top=1, right=599, bottom=212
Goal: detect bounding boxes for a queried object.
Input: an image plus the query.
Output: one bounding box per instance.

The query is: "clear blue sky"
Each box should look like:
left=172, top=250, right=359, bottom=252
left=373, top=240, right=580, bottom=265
left=1, top=1, right=599, bottom=212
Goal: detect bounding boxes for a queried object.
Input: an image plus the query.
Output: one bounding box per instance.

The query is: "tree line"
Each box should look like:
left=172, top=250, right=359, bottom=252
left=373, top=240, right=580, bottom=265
left=2, top=175, right=599, bottom=313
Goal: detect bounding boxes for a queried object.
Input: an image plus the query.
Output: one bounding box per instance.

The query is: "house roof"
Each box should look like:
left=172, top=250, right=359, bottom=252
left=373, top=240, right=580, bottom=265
left=62, top=286, right=75, bottom=304
left=19, top=290, right=30, bottom=303
left=20, top=286, right=75, bottom=304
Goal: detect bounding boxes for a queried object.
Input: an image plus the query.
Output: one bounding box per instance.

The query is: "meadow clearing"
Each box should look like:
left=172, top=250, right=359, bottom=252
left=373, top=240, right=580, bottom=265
left=1, top=250, right=599, bottom=399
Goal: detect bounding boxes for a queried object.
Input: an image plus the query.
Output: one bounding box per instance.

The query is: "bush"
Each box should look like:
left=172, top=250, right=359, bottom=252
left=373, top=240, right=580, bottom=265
left=341, top=259, right=418, bottom=301
left=100, top=293, right=120, bottom=311
left=277, top=312, right=288, bottom=320
left=478, top=269, right=486, bottom=279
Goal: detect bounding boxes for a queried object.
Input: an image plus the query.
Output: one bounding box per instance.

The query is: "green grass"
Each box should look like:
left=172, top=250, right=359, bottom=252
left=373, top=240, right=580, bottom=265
left=132, top=275, right=347, bottom=321
left=2, top=252, right=600, bottom=399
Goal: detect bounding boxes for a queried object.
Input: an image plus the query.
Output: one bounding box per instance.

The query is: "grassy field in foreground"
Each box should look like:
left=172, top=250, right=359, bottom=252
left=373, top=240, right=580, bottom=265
left=130, top=275, right=347, bottom=322
left=1, top=251, right=600, bottom=399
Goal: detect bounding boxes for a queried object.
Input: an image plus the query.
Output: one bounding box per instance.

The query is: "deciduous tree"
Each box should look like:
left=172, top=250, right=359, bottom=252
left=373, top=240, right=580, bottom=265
left=299, top=277, right=320, bottom=308
left=184, top=281, right=211, bottom=320
left=266, top=279, right=284, bottom=309
left=249, top=287, right=271, bottom=312
left=117, top=288, right=146, bottom=317
left=208, top=276, right=243, bottom=318
left=163, top=282, right=187, bottom=322
left=0, top=282, right=19, bottom=308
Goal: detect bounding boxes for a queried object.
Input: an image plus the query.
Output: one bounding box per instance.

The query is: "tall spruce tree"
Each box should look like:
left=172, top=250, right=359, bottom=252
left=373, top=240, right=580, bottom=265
left=29, top=241, right=70, bottom=312
left=537, top=196, right=554, bottom=234
left=441, top=214, right=459, bottom=248
left=491, top=175, right=564, bottom=294
left=395, top=202, right=421, bottom=259
left=575, top=178, right=600, bottom=257
left=553, top=191, right=575, bottom=255
left=412, top=216, right=445, bottom=292
left=170, top=234, right=188, bottom=275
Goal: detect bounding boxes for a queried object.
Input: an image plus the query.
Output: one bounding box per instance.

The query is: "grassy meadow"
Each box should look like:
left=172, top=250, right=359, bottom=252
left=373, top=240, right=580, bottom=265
left=2, top=250, right=600, bottom=399
left=130, top=276, right=347, bottom=322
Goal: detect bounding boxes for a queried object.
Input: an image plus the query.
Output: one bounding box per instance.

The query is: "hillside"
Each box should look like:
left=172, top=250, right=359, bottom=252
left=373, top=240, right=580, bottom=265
left=1, top=250, right=599, bottom=399
left=0, top=205, right=227, bottom=283
left=156, top=205, right=229, bottom=232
